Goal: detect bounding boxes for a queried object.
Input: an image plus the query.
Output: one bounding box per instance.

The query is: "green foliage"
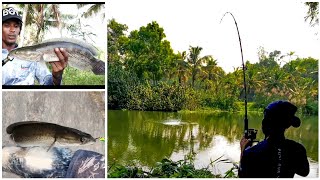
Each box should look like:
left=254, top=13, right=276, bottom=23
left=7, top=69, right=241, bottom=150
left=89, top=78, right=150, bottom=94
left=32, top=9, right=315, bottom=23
left=62, top=67, right=104, bottom=85
left=108, top=157, right=236, bottom=178
left=108, top=62, right=136, bottom=109
left=125, top=82, right=188, bottom=111
left=123, top=21, right=176, bottom=83
left=107, top=18, right=129, bottom=63
left=45, top=63, right=104, bottom=85
left=108, top=19, right=318, bottom=115
left=304, top=2, right=319, bottom=27
left=108, top=165, right=147, bottom=178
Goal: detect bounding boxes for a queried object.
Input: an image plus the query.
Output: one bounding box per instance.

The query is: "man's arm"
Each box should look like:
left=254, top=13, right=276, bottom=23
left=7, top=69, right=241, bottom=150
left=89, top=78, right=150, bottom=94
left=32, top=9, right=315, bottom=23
left=295, top=145, right=309, bottom=177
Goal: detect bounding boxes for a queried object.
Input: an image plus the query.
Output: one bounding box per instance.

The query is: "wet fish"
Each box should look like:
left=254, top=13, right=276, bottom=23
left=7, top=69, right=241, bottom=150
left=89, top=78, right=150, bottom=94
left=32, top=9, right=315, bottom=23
left=3, top=146, right=73, bottom=178
left=6, top=121, right=96, bottom=150
left=4, top=38, right=105, bottom=75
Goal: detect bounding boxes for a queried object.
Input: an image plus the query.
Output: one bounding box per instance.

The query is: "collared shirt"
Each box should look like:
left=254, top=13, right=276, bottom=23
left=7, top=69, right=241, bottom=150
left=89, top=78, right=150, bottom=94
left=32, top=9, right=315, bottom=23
left=2, top=48, right=54, bottom=85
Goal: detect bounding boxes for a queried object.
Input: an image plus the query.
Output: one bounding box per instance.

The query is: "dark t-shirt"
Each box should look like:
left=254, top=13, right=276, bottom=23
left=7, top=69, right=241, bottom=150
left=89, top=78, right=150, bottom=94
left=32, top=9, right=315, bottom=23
left=239, top=139, right=309, bottom=178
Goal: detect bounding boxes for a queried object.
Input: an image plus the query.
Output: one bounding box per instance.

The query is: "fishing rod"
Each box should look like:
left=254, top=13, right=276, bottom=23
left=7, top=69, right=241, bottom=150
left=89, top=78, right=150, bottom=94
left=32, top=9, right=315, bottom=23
left=220, top=12, right=257, bottom=141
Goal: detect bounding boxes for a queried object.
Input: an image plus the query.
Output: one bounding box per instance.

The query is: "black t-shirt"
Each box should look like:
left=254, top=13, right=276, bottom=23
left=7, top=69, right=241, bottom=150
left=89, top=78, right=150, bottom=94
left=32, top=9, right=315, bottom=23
left=239, top=138, right=309, bottom=178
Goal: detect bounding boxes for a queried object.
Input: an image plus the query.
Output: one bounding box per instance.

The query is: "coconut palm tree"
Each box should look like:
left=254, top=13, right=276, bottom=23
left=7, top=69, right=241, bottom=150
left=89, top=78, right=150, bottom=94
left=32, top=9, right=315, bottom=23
left=77, top=4, right=105, bottom=19
left=187, top=46, right=213, bottom=88
left=175, top=51, right=190, bottom=86
left=14, top=4, right=62, bottom=43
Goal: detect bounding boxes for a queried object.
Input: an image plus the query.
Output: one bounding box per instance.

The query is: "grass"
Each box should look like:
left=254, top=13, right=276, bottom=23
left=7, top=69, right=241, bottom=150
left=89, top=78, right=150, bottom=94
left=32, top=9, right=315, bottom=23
left=108, top=155, right=238, bottom=178
left=60, top=66, right=105, bottom=85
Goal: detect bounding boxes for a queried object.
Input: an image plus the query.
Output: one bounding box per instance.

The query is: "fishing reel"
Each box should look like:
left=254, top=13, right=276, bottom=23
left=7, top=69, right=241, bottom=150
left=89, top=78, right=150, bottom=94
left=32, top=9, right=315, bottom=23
left=245, top=128, right=258, bottom=142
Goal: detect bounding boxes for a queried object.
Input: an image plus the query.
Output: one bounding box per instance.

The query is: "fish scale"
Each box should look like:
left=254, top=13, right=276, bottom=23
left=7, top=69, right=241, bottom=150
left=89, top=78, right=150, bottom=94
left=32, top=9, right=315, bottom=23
left=4, top=38, right=105, bottom=75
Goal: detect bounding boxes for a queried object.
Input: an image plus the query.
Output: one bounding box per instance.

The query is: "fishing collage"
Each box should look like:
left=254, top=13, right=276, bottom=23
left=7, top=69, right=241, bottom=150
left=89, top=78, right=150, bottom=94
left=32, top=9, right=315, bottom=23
left=2, top=1, right=320, bottom=179
left=2, top=2, right=106, bottom=178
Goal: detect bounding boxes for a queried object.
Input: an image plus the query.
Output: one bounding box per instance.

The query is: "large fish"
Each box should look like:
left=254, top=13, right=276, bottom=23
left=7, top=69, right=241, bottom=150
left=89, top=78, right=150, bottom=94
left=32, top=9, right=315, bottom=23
left=3, top=38, right=105, bottom=75
left=6, top=121, right=96, bottom=150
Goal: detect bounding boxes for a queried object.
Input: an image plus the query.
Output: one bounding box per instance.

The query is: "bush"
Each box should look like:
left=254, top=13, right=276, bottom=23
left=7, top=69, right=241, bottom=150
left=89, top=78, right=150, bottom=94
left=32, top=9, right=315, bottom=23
left=108, top=157, right=237, bottom=178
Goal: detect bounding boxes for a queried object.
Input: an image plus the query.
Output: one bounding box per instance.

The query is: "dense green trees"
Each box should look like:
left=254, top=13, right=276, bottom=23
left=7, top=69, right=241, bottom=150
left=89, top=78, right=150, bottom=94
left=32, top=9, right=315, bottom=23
left=108, top=19, right=318, bottom=115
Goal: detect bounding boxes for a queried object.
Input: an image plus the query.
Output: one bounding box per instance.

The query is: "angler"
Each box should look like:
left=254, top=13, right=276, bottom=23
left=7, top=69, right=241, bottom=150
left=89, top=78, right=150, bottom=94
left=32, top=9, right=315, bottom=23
left=221, top=12, right=309, bottom=178
left=2, top=7, right=67, bottom=85
left=7, top=121, right=97, bottom=151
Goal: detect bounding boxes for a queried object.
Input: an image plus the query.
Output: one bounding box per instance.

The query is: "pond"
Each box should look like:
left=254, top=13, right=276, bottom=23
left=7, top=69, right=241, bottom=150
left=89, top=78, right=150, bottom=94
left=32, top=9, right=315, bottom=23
left=108, top=110, right=318, bottom=178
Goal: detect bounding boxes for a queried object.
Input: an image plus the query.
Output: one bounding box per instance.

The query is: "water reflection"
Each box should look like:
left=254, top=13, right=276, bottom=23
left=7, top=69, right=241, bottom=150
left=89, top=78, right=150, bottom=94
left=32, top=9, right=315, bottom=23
left=108, top=110, right=318, bottom=177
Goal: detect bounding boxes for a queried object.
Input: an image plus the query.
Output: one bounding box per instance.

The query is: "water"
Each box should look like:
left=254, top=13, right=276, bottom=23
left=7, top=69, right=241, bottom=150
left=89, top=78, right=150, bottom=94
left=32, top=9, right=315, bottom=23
left=108, top=110, right=318, bottom=178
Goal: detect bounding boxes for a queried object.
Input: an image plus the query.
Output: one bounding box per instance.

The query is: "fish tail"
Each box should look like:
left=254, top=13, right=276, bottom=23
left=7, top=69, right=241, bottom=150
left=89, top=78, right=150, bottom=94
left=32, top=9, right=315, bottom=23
left=91, top=58, right=105, bottom=75
left=2, top=57, right=13, bottom=66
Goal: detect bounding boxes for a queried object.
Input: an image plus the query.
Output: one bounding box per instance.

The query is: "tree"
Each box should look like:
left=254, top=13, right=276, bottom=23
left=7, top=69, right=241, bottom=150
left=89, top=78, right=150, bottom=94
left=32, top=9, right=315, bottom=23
left=13, top=4, right=62, bottom=43
left=187, top=46, right=213, bottom=88
left=107, top=19, right=129, bottom=63
left=169, top=51, right=190, bottom=86
left=200, top=57, right=224, bottom=91
left=77, top=4, right=105, bottom=19
left=305, top=2, right=319, bottom=27
left=125, top=21, right=175, bottom=84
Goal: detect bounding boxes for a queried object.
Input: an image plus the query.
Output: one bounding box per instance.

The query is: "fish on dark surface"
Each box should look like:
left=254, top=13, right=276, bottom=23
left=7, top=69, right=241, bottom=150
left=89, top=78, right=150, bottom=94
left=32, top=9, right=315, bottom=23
left=6, top=121, right=96, bottom=150
left=2, top=146, right=73, bottom=178
left=2, top=146, right=105, bottom=178
left=3, top=38, right=105, bottom=75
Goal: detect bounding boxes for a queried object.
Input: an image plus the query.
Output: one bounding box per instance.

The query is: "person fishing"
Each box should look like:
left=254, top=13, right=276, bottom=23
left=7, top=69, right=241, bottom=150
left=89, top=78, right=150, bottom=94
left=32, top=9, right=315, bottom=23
left=239, top=100, right=309, bottom=178
left=2, top=7, right=68, bottom=85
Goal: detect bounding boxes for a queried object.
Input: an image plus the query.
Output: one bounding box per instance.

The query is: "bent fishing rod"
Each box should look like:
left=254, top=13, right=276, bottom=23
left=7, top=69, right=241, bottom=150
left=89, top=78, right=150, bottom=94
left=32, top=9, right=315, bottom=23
left=220, top=12, right=257, bottom=141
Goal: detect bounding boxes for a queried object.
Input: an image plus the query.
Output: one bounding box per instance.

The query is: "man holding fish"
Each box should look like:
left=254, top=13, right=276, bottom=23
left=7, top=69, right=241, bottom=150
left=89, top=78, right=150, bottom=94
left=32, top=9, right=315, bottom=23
left=2, top=7, right=68, bottom=85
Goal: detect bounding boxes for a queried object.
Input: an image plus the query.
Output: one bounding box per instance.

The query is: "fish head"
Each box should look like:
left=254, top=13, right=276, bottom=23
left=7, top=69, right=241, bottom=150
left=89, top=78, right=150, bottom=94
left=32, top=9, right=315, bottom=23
left=57, top=132, right=96, bottom=146
left=8, top=48, right=43, bottom=61
left=80, top=135, right=96, bottom=145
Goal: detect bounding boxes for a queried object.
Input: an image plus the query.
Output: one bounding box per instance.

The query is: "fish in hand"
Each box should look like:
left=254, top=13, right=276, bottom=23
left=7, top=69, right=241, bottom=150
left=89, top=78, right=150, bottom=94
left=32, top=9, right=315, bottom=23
left=6, top=121, right=97, bottom=151
left=4, top=38, right=105, bottom=75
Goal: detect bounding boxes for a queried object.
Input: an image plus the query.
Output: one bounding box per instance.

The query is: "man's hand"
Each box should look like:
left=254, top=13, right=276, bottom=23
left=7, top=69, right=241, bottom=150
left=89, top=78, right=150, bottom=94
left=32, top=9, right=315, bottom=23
left=240, top=136, right=251, bottom=160
left=50, top=48, right=68, bottom=85
left=240, top=136, right=251, bottom=152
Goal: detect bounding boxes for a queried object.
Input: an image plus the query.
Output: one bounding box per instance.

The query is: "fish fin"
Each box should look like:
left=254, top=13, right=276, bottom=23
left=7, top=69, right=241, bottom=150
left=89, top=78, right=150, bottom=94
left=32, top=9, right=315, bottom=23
left=10, top=134, right=14, bottom=142
left=6, top=121, right=43, bottom=134
left=91, top=58, right=105, bottom=75
left=47, top=138, right=56, bottom=152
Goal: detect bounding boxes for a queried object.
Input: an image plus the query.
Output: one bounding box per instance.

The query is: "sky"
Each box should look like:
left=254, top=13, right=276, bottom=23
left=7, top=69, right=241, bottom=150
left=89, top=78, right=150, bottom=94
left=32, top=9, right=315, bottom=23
left=46, top=4, right=106, bottom=52
left=107, top=0, right=319, bottom=72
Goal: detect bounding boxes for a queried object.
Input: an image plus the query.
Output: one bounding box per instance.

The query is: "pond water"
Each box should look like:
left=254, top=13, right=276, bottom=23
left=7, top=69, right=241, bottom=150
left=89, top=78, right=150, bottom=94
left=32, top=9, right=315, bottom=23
left=108, top=110, right=318, bottom=178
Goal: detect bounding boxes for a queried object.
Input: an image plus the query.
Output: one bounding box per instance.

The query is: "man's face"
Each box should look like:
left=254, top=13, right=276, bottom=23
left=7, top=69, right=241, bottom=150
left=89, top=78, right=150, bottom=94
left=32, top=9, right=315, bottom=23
left=2, top=19, right=20, bottom=46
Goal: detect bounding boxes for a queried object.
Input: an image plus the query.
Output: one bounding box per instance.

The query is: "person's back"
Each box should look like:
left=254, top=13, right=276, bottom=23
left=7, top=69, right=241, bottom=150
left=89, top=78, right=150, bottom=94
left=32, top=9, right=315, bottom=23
left=239, top=100, right=309, bottom=178
left=239, top=138, right=309, bottom=178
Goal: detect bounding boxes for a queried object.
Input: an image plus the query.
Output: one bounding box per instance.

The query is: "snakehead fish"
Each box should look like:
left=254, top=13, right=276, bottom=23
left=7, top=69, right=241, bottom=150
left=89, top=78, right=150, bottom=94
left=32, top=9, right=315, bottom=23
left=6, top=121, right=96, bottom=151
left=4, top=38, right=105, bottom=75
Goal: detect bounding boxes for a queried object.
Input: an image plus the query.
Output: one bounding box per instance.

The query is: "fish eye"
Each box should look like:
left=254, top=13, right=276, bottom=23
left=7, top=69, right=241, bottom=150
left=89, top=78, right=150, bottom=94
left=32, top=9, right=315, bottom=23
left=80, top=137, right=87, bottom=143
